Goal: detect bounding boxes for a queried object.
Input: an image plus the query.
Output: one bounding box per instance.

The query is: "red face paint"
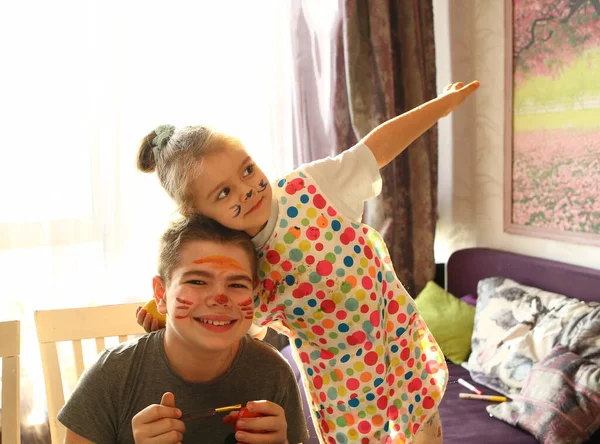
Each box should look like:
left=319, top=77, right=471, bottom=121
left=174, top=297, right=193, bottom=319
left=214, top=293, right=230, bottom=305
left=238, top=298, right=254, bottom=320
left=194, top=256, right=245, bottom=271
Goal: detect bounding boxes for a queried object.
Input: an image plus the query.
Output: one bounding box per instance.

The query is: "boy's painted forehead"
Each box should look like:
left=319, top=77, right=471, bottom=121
left=193, top=255, right=245, bottom=271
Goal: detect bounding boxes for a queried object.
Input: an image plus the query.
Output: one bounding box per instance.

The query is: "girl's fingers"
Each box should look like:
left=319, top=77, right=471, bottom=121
left=143, top=313, right=154, bottom=332
left=462, top=80, right=480, bottom=93
left=136, top=307, right=146, bottom=326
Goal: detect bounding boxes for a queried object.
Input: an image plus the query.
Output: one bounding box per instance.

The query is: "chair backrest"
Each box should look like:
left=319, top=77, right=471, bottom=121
left=1, top=320, right=21, bottom=444
left=35, top=303, right=146, bottom=444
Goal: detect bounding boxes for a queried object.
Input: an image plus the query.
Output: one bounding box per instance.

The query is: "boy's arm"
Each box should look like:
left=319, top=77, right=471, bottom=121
left=363, top=81, right=479, bottom=168
left=64, top=429, right=95, bottom=444
left=57, top=350, right=120, bottom=443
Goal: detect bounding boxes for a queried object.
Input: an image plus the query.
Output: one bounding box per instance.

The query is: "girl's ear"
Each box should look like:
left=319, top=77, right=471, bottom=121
left=152, top=275, right=168, bottom=314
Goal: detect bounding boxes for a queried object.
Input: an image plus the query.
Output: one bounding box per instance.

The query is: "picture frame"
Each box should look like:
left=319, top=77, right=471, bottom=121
left=503, top=0, right=600, bottom=246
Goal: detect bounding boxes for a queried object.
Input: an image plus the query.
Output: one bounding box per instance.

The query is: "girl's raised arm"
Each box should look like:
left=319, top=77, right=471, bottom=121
left=363, top=80, right=479, bottom=169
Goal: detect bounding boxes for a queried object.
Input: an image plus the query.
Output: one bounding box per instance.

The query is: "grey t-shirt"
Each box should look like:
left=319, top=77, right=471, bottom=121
left=58, top=330, right=308, bottom=443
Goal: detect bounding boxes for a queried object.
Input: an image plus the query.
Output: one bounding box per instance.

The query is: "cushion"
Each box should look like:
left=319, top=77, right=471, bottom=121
left=487, top=345, right=600, bottom=444
left=415, top=281, right=475, bottom=364
left=468, top=277, right=598, bottom=395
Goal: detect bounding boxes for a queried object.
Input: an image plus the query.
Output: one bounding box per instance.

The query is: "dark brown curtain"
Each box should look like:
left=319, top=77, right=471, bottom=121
left=290, top=0, right=437, bottom=296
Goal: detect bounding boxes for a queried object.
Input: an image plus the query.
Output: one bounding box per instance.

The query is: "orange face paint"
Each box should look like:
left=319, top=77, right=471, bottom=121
left=194, top=256, right=245, bottom=271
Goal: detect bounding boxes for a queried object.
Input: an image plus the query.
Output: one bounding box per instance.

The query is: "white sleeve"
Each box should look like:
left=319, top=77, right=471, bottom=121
left=298, top=142, right=382, bottom=222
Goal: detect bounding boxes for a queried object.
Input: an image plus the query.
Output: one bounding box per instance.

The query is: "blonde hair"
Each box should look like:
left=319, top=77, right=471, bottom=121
left=136, top=125, right=231, bottom=215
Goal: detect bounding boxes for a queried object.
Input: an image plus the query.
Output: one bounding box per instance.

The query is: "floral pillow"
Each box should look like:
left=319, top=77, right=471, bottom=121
left=467, top=277, right=598, bottom=395
left=487, top=345, right=600, bottom=444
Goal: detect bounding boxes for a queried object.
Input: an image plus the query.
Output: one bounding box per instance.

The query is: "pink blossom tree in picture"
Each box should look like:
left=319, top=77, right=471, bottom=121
left=504, top=0, right=600, bottom=245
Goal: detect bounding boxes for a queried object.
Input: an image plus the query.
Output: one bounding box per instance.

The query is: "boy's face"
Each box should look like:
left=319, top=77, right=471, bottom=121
left=154, top=240, right=256, bottom=353
left=189, top=140, right=273, bottom=237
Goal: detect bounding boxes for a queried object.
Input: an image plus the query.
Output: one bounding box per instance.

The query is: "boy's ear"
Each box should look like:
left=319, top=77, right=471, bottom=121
left=152, top=275, right=168, bottom=315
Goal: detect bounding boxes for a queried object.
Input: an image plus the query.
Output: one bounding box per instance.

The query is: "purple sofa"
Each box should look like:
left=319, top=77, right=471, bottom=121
left=441, top=247, right=600, bottom=444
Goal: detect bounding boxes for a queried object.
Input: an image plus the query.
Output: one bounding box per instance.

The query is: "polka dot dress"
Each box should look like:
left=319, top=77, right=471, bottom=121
left=254, top=171, right=448, bottom=443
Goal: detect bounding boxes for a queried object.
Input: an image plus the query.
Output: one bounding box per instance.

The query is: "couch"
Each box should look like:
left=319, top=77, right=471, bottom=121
left=439, top=247, right=600, bottom=444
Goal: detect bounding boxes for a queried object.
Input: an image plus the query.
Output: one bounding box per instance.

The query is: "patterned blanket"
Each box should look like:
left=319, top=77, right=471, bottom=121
left=468, top=277, right=600, bottom=395
left=466, top=277, right=600, bottom=443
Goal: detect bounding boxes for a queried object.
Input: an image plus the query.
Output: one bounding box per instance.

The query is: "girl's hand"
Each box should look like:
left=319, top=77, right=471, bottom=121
left=363, top=79, right=480, bottom=168
left=136, top=305, right=161, bottom=333
left=225, top=401, right=288, bottom=444
left=131, top=392, right=185, bottom=443
left=440, top=80, right=480, bottom=117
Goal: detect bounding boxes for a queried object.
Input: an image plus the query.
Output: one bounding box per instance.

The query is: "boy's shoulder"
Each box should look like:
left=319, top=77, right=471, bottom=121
left=241, top=335, right=294, bottom=372
left=91, top=331, right=161, bottom=371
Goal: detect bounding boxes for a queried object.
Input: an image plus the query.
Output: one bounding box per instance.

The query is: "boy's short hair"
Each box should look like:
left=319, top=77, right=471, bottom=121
left=158, top=216, right=257, bottom=284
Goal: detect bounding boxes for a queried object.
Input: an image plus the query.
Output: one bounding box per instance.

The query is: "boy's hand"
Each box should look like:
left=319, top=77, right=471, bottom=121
left=440, top=80, right=480, bottom=117
left=132, top=392, right=185, bottom=443
left=223, top=401, right=288, bottom=444
left=136, top=305, right=161, bottom=333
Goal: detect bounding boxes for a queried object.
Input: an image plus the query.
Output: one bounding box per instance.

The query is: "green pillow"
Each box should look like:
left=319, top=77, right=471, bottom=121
left=415, top=281, right=476, bottom=364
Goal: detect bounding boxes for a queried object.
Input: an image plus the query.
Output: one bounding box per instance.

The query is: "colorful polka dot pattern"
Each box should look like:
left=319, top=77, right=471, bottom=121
left=253, top=171, right=448, bottom=443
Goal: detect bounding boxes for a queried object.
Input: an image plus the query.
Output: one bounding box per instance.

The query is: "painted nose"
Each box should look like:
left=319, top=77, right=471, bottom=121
left=244, top=188, right=253, bottom=201
left=210, top=293, right=232, bottom=307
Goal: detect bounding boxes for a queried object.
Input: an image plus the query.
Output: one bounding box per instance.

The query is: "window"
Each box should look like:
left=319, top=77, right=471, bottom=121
left=0, top=0, right=294, bottom=428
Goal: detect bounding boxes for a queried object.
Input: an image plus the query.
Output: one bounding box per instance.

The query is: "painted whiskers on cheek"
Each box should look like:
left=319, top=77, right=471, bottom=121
left=175, top=297, right=193, bottom=319
left=230, top=204, right=241, bottom=218
left=257, top=178, right=268, bottom=193
left=238, top=298, right=254, bottom=320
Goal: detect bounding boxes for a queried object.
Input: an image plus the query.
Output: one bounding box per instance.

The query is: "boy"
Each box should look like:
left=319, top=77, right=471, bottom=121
left=58, top=216, right=309, bottom=443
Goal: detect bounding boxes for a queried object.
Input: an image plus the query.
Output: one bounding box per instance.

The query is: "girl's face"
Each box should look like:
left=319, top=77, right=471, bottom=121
left=190, top=140, right=272, bottom=236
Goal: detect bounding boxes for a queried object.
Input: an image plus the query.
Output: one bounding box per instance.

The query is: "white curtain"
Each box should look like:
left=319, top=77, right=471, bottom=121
left=0, top=0, right=294, bottom=429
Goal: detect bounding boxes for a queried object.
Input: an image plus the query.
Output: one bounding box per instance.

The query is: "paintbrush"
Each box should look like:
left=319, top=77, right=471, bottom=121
left=181, top=403, right=242, bottom=421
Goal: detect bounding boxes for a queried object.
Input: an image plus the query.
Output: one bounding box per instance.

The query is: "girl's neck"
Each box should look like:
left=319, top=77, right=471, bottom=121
left=245, top=219, right=269, bottom=237
left=162, top=329, right=240, bottom=383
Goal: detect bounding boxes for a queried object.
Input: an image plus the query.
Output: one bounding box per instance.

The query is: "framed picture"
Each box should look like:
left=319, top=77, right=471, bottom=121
left=504, top=0, right=600, bottom=246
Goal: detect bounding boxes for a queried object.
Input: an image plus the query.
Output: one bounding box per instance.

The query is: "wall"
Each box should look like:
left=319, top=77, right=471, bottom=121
left=433, top=0, right=600, bottom=269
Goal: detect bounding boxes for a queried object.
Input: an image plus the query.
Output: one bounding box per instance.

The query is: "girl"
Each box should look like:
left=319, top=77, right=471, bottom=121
left=137, top=81, right=479, bottom=443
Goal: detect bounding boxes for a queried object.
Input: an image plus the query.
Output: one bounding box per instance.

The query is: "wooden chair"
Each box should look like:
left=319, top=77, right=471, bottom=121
left=1, top=320, right=21, bottom=444
left=35, top=303, right=146, bottom=443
